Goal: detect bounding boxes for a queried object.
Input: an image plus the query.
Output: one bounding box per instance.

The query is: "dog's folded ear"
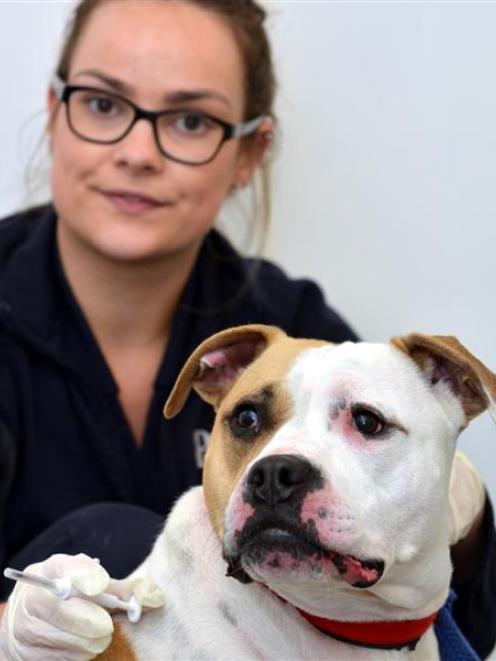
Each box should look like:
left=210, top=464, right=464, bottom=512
left=164, top=324, right=285, bottom=418
left=392, top=333, right=496, bottom=424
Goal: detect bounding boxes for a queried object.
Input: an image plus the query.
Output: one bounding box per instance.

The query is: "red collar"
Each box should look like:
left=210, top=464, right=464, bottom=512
left=270, top=589, right=438, bottom=651
left=294, top=606, right=438, bottom=651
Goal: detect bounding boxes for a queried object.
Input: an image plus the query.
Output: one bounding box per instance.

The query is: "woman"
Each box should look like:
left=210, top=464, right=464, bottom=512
left=0, top=0, right=494, bottom=658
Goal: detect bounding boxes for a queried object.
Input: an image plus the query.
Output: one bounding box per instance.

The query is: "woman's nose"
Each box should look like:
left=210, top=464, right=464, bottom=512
left=112, top=118, right=165, bottom=172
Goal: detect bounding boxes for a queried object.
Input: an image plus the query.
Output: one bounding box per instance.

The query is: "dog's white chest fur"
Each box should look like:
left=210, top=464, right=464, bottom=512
left=118, top=488, right=439, bottom=660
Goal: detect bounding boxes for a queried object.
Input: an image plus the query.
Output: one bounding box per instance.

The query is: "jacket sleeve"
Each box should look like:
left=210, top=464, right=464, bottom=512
left=452, top=496, right=496, bottom=658
left=0, top=419, right=16, bottom=577
left=0, top=357, right=19, bottom=581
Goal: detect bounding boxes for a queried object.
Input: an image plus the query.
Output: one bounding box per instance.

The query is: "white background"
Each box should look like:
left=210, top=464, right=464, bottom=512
left=0, top=1, right=495, bottom=502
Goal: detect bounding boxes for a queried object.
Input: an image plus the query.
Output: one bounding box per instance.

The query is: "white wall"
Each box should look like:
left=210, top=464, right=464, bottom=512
left=0, top=1, right=71, bottom=210
left=1, top=1, right=495, bottom=502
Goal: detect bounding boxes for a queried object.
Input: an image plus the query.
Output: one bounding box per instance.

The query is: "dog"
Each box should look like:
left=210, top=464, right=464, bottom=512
left=98, top=324, right=496, bottom=660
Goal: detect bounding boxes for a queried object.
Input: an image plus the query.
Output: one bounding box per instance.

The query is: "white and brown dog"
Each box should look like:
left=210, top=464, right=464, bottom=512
left=100, top=325, right=496, bottom=660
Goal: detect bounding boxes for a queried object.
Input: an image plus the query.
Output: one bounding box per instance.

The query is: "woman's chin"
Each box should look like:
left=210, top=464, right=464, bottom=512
left=86, top=229, right=203, bottom=266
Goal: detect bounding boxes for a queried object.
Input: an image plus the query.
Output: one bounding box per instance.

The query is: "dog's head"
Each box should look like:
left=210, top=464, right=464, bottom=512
left=165, top=325, right=496, bottom=618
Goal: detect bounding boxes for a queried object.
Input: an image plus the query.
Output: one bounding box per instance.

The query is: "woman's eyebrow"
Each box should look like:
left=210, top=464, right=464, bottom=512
left=72, top=70, right=126, bottom=92
left=165, top=89, right=231, bottom=108
left=72, top=70, right=232, bottom=108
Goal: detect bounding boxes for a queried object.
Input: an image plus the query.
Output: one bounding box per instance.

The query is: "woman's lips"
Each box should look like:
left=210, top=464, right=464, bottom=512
left=102, top=190, right=167, bottom=214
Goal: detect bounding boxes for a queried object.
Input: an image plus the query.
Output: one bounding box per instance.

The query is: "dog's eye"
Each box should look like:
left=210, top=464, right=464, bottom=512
left=236, top=406, right=259, bottom=430
left=229, top=404, right=262, bottom=440
left=352, top=408, right=384, bottom=436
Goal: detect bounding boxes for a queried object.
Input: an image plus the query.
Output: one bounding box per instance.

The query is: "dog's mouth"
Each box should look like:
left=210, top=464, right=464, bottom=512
left=225, top=525, right=385, bottom=589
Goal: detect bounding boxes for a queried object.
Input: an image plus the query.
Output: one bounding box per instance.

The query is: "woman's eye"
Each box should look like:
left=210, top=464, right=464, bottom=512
left=352, top=409, right=384, bottom=436
left=87, top=95, right=119, bottom=115
left=176, top=113, right=210, bottom=134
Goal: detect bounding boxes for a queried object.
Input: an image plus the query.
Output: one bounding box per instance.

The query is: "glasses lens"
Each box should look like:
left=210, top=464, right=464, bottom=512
left=67, top=89, right=134, bottom=142
left=156, top=111, right=224, bottom=164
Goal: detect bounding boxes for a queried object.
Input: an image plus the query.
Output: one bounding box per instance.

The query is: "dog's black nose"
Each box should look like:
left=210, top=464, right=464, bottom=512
left=245, top=454, right=321, bottom=507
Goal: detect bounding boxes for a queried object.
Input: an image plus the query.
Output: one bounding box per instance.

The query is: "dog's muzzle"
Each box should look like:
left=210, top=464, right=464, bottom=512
left=224, top=454, right=385, bottom=588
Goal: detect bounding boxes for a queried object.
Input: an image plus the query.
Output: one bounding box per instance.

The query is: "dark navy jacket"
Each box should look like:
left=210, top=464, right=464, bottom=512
left=0, top=205, right=494, bottom=657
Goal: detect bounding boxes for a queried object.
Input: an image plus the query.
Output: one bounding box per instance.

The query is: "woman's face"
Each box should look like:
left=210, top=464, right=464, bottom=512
left=48, top=0, right=264, bottom=264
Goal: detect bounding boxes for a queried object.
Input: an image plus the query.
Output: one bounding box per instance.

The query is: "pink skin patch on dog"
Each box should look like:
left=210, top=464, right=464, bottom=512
left=300, top=488, right=334, bottom=527
left=338, top=555, right=380, bottom=585
left=298, top=489, right=382, bottom=586
left=330, top=405, right=381, bottom=453
left=331, top=407, right=357, bottom=440
left=300, top=488, right=353, bottom=545
left=229, top=497, right=255, bottom=534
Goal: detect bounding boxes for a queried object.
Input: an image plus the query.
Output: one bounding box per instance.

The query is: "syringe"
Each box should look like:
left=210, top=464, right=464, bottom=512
left=3, top=567, right=142, bottom=623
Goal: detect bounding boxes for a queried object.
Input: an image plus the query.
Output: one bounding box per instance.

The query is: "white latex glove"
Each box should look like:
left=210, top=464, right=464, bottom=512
left=449, top=450, right=486, bottom=545
left=0, top=553, right=164, bottom=661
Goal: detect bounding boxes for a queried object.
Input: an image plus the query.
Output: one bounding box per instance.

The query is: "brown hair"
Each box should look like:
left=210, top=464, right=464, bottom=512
left=55, top=0, right=277, bottom=250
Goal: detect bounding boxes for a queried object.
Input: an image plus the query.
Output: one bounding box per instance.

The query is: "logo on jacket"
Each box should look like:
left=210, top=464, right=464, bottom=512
left=192, top=429, right=210, bottom=469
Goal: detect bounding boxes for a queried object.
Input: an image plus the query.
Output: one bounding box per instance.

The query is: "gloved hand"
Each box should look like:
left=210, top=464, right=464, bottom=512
left=449, top=450, right=486, bottom=545
left=0, top=553, right=164, bottom=661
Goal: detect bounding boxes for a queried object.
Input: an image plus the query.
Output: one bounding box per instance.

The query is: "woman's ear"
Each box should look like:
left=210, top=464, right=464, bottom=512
left=46, top=85, right=61, bottom=134
left=233, top=116, right=274, bottom=189
left=47, top=85, right=58, bottom=113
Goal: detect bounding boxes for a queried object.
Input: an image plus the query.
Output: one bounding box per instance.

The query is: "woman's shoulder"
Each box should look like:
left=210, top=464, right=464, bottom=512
left=0, top=203, right=51, bottom=231
left=203, top=231, right=360, bottom=344
left=250, top=256, right=359, bottom=343
left=0, top=204, right=53, bottom=268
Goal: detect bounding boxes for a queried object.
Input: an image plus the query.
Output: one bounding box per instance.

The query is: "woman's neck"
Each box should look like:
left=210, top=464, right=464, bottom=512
left=56, top=223, right=202, bottom=349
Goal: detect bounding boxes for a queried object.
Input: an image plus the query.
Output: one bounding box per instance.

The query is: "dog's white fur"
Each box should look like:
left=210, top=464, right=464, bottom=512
left=104, top=328, right=494, bottom=660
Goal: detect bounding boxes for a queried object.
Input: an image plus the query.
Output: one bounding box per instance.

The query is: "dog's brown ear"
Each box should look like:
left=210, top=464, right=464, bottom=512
left=391, top=333, right=496, bottom=423
left=164, top=324, right=286, bottom=418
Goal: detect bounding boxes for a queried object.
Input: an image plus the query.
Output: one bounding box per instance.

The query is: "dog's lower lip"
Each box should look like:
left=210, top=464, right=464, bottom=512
left=244, top=526, right=323, bottom=548
left=237, top=525, right=385, bottom=588
left=239, top=526, right=330, bottom=561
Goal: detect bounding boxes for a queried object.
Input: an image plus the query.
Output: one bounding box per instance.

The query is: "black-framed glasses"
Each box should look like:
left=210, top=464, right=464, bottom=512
left=51, top=75, right=264, bottom=166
